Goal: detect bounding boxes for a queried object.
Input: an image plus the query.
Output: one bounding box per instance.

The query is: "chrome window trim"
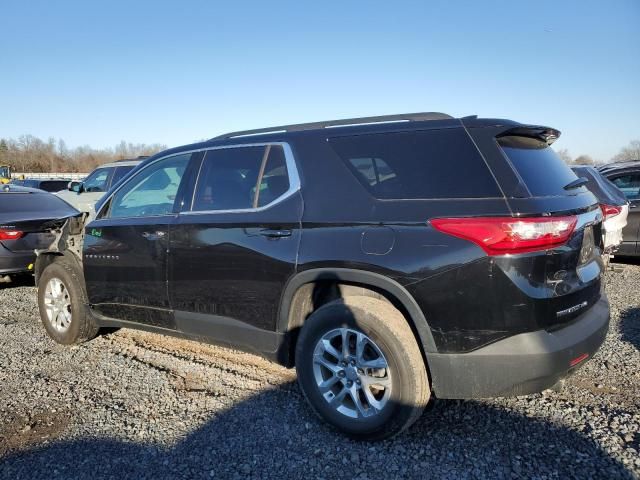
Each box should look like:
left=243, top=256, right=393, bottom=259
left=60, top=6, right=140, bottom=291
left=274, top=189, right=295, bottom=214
left=182, top=141, right=301, bottom=216
left=96, top=142, right=300, bottom=219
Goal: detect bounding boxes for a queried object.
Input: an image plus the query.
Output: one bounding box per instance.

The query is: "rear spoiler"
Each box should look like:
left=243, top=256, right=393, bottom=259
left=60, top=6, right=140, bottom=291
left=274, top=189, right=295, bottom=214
left=496, top=126, right=561, bottom=146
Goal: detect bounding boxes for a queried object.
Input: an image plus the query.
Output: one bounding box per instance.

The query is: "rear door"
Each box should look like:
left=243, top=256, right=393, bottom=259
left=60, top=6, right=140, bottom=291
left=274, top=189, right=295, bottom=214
left=608, top=170, right=640, bottom=254
left=168, top=143, right=302, bottom=351
left=83, top=153, right=193, bottom=328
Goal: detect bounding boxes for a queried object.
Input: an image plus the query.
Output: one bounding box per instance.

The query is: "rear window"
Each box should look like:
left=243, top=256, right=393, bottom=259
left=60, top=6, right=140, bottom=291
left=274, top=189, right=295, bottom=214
left=0, top=192, right=77, bottom=215
left=329, top=129, right=501, bottom=199
left=498, top=136, right=584, bottom=196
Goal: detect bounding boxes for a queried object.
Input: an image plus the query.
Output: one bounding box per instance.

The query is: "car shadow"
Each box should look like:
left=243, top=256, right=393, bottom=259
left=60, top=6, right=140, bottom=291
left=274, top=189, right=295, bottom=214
left=0, top=382, right=634, bottom=480
left=620, top=306, right=640, bottom=351
left=0, top=274, right=34, bottom=290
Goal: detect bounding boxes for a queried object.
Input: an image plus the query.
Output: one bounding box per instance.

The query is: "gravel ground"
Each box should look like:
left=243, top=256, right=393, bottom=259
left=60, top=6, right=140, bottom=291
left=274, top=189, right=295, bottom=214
left=0, top=267, right=639, bottom=480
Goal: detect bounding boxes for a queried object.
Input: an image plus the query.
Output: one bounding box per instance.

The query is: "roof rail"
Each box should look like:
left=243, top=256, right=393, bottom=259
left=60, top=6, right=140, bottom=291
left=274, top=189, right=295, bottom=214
left=212, top=112, right=454, bottom=140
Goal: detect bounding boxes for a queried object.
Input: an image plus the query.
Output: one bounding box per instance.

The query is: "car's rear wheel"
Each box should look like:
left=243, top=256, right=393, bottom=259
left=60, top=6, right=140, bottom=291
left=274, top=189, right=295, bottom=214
left=295, top=296, right=430, bottom=440
left=37, top=257, right=99, bottom=345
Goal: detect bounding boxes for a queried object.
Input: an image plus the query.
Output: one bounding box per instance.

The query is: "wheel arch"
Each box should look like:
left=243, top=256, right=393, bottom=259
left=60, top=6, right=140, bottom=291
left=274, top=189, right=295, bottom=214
left=278, top=268, right=437, bottom=365
left=35, top=251, right=82, bottom=285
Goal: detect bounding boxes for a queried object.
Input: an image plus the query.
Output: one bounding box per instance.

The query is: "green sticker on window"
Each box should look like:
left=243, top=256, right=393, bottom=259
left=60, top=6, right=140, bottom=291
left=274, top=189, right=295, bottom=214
left=90, top=228, right=102, bottom=237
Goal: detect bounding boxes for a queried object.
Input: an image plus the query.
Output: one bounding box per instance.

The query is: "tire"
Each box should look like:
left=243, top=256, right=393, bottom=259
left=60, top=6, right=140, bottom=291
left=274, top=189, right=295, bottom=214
left=37, top=256, right=99, bottom=345
left=295, top=296, right=430, bottom=440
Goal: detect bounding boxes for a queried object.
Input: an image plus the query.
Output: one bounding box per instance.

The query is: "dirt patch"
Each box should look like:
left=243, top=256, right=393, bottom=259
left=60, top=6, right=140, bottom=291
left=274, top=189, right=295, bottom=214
left=0, top=409, right=71, bottom=457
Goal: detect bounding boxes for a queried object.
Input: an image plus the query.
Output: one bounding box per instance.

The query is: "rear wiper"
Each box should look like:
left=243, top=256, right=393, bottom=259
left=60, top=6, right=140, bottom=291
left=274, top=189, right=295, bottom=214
left=564, top=177, right=588, bottom=190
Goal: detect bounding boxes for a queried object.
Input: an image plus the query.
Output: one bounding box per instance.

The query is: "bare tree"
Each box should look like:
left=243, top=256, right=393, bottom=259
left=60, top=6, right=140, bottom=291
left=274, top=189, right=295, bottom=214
left=555, top=148, right=572, bottom=164
left=611, top=140, right=640, bottom=162
left=0, top=134, right=166, bottom=173
left=573, top=155, right=594, bottom=165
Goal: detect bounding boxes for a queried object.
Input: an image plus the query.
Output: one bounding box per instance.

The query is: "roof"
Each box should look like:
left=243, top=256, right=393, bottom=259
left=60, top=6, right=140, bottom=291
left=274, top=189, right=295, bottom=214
left=598, top=161, right=640, bottom=175
left=98, top=158, right=145, bottom=168
left=212, top=112, right=455, bottom=140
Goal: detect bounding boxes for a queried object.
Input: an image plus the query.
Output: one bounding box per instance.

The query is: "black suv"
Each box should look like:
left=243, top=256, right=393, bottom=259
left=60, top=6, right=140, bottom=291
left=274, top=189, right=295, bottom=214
left=35, top=113, right=609, bottom=439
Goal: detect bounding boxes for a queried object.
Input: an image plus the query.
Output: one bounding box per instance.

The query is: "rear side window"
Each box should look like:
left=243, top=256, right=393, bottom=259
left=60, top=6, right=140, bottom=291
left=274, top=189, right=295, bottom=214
left=498, top=136, right=584, bottom=196
left=110, top=165, right=135, bottom=187
left=610, top=173, right=640, bottom=200
left=329, top=129, right=501, bottom=199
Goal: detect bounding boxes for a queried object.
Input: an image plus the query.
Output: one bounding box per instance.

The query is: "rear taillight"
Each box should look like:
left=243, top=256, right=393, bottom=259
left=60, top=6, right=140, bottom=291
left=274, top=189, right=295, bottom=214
left=600, top=204, right=622, bottom=220
left=0, top=230, right=24, bottom=240
left=431, top=216, right=577, bottom=255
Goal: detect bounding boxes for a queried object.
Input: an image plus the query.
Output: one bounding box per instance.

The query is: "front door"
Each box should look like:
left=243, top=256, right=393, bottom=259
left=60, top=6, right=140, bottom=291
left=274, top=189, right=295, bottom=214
left=168, top=144, right=302, bottom=352
left=609, top=171, right=640, bottom=254
left=84, top=153, right=193, bottom=328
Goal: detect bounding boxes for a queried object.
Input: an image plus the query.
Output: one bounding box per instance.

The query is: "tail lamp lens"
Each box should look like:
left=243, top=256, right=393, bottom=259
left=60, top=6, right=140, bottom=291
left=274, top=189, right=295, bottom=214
left=0, top=230, right=24, bottom=240
left=431, top=216, right=578, bottom=255
left=600, top=204, right=622, bottom=220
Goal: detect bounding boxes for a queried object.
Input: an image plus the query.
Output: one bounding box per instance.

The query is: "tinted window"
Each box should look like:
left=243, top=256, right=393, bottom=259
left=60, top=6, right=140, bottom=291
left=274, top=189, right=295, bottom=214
left=192, top=146, right=265, bottom=211
left=38, top=180, right=70, bottom=192
left=110, top=165, right=135, bottom=187
left=83, top=168, right=111, bottom=192
left=109, top=154, right=189, bottom=218
left=256, top=146, right=290, bottom=207
left=329, top=129, right=501, bottom=199
left=499, top=136, right=584, bottom=196
left=610, top=173, right=640, bottom=200
left=0, top=192, right=78, bottom=215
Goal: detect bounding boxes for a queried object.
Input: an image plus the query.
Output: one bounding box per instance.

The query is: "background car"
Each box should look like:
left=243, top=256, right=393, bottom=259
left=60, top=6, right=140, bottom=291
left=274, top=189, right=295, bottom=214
left=10, top=178, right=72, bottom=193
left=56, top=157, right=145, bottom=214
left=0, top=185, right=79, bottom=278
left=571, top=166, right=629, bottom=259
left=598, top=161, right=640, bottom=256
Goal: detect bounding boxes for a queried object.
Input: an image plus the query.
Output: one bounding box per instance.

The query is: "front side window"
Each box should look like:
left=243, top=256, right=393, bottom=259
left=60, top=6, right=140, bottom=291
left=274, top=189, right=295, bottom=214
left=191, top=145, right=290, bottom=211
left=109, top=154, right=189, bottom=218
left=610, top=173, right=640, bottom=200
left=83, top=168, right=111, bottom=192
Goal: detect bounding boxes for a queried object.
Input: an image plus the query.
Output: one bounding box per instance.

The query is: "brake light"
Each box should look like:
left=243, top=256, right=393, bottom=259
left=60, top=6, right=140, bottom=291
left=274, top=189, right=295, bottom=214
left=600, top=204, right=622, bottom=220
left=0, top=230, right=24, bottom=240
left=431, top=216, right=577, bottom=255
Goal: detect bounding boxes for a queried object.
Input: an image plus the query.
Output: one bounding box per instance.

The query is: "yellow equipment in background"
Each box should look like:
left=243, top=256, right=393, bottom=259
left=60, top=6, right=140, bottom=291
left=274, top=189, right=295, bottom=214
left=0, top=165, right=11, bottom=184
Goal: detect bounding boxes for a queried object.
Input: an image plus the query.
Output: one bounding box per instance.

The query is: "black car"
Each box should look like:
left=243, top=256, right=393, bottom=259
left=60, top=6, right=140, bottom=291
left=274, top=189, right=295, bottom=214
left=0, top=185, right=79, bottom=277
left=598, top=161, right=640, bottom=256
left=35, top=113, right=609, bottom=439
left=10, top=178, right=72, bottom=193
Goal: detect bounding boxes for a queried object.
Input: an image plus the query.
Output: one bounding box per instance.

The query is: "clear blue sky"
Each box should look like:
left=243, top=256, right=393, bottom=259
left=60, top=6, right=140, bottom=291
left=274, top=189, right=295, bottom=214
left=1, top=0, right=638, bottom=162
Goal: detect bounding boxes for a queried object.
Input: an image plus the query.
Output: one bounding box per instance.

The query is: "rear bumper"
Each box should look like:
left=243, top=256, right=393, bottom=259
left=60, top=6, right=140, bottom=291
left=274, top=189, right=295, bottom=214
left=0, top=246, right=35, bottom=275
left=429, top=294, right=610, bottom=398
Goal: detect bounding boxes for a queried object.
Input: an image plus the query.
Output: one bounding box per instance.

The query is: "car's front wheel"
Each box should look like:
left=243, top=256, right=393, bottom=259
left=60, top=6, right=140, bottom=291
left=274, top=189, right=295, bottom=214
left=37, top=257, right=99, bottom=345
left=295, top=296, right=430, bottom=440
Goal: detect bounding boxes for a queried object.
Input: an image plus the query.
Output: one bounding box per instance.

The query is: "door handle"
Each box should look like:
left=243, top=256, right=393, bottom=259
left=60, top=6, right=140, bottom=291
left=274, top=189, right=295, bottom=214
left=142, top=231, right=166, bottom=241
left=259, top=229, right=292, bottom=238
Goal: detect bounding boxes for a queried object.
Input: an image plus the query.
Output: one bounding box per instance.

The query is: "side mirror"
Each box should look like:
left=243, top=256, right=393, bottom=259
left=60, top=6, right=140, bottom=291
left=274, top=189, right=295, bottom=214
left=69, top=181, right=83, bottom=193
